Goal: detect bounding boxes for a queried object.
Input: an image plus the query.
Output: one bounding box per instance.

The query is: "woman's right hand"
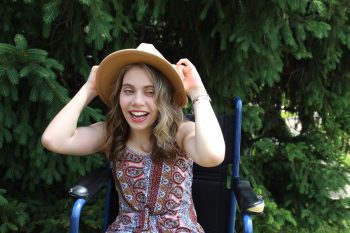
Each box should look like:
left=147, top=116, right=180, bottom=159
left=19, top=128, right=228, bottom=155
left=85, top=65, right=99, bottom=97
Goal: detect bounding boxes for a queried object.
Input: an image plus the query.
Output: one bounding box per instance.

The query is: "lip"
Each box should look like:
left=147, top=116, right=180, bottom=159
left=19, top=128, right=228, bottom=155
left=128, top=110, right=149, bottom=123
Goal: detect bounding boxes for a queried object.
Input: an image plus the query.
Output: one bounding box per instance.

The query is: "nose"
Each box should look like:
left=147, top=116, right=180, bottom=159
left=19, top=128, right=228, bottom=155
left=132, top=92, right=145, bottom=105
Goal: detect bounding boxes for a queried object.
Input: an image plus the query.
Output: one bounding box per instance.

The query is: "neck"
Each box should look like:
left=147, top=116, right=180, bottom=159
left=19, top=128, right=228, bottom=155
left=127, top=130, right=153, bottom=154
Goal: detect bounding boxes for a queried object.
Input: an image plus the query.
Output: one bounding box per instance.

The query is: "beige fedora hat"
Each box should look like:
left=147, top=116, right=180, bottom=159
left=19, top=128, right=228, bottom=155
left=95, top=43, right=187, bottom=107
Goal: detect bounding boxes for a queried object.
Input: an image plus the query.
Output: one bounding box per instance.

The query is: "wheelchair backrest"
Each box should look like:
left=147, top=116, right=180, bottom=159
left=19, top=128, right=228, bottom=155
left=191, top=114, right=236, bottom=233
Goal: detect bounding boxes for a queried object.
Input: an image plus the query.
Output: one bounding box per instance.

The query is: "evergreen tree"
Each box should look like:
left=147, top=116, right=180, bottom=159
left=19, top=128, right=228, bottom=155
left=1, top=0, right=350, bottom=232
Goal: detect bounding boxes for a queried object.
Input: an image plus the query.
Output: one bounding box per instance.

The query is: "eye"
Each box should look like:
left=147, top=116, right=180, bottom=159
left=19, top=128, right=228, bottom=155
left=122, top=89, right=133, bottom=94
left=145, top=89, right=155, bottom=97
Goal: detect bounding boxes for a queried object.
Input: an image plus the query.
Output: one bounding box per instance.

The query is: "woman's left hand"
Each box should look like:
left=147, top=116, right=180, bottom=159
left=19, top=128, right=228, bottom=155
left=174, top=58, right=207, bottom=99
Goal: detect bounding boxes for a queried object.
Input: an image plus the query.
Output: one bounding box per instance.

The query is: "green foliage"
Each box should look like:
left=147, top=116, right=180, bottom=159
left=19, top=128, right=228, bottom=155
left=0, top=189, right=28, bottom=233
left=0, top=3, right=106, bottom=231
left=1, top=0, right=350, bottom=232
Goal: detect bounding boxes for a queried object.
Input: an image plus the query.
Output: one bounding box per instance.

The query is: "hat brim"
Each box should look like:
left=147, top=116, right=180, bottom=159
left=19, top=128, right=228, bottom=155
left=96, top=49, right=188, bottom=107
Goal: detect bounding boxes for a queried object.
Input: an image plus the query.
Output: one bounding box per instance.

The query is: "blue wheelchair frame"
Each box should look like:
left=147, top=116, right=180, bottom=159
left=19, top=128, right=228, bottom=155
left=69, top=97, right=254, bottom=233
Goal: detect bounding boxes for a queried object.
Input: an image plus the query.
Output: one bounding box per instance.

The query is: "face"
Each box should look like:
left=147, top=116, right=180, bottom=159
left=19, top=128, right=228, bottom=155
left=119, top=66, right=158, bottom=134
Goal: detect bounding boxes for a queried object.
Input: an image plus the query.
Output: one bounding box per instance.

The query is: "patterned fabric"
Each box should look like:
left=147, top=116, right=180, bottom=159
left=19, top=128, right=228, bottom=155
left=106, top=145, right=204, bottom=233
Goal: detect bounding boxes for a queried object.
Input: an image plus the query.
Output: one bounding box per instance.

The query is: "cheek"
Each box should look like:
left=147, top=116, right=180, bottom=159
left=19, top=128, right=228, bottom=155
left=119, top=95, right=128, bottom=112
left=150, top=99, right=159, bottom=112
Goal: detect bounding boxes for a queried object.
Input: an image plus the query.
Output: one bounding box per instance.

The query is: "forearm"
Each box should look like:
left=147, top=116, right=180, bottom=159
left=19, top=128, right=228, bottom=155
left=42, top=84, right=96, bottom=150
left=192, top=94, right=225, bottom=164
left=174, top=59, right=225, bottom=166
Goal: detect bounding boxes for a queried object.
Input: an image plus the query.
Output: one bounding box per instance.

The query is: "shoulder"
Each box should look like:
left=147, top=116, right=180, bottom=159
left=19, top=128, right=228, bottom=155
left=85, top=121, right=107, bottom=149
left=86, top=121, right=106, bottom=138
left=90, top=121, right=106, bottom=131
left=175, top=120, right=195, bottom=151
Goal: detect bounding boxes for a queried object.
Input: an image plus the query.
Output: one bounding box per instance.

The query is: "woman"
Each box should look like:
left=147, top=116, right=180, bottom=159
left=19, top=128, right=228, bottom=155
left=42, top=43, right=225, bottom=232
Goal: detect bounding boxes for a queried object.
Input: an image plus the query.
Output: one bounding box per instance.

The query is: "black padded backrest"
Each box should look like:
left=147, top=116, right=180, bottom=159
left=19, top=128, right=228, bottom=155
left=104, top=178, right=119, bottom=230
left=105, top=114, right=236, bottom=233
left=190, top=114, right=235, bottom=233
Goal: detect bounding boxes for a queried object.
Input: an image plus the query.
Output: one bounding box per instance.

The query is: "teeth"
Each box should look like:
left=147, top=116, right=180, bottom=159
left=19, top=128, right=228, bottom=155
left=131, top=112, right=147, bottom=117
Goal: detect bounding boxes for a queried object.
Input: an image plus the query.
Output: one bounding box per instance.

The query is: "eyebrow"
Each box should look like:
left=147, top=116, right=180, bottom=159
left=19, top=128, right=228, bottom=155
left=121, top=84, right=133, bottom=88
left=122, top=83, right=154, bottom=89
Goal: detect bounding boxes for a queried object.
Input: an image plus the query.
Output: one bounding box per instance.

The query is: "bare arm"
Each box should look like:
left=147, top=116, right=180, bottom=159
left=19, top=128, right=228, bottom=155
left=41, top=66, right=106, bottom=155
left=175, top=59, right=225, bottom=167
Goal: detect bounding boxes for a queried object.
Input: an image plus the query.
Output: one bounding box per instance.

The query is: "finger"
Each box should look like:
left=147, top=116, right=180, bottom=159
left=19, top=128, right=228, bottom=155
left=176, top=59, right=187, bottom=65
left=172, top=64, right=185, bottom=80
left=176, top=58, right=192, bottom=66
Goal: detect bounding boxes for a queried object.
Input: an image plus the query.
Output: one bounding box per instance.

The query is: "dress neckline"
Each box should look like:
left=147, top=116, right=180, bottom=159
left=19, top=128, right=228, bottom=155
left=126, top=145, right=152, bottom=156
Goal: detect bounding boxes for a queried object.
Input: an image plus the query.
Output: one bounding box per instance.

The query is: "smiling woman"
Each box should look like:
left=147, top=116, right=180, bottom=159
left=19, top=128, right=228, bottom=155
left=41, top=43, right=225, bottom=232
left=119, top=66, right=159, bottom=131
left=104, top=62, right=183, bottom=162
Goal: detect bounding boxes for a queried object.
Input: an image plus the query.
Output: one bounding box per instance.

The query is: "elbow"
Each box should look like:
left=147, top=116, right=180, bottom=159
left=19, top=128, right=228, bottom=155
left=201, top=146, right=226, bottom=167
left=41, top=132, right=56, bottom=151
left=211, top=142, right=226, bottom=166
left=210, top=151, right=225, bottom=167
left=215, top=151, right=225, bottom=166
left=199, top=155, right=224, bottom=168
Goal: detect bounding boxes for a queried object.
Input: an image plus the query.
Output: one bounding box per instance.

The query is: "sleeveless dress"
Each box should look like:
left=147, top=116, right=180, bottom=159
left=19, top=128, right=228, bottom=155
left=106, top=145, right=205, bottom=233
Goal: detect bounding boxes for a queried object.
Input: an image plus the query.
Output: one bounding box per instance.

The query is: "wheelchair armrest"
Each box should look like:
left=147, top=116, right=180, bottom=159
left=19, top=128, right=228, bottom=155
left=232, top=177, right=264, bottom=214
left=69, top=166, right=112, bottom=200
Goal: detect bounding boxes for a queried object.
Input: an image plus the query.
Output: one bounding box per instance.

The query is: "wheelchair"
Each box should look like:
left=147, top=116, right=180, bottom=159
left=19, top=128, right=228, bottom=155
left=68, top=97, right=264, bottom=233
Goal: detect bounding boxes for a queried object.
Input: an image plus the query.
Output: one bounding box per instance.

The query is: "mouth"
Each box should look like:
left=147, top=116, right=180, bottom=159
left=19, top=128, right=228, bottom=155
left=129, top=111, right=149, bottom=121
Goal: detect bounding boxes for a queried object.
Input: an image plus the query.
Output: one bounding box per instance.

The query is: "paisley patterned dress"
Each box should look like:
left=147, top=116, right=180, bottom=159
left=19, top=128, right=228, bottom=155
left=106, top=145, right=204, bottom=233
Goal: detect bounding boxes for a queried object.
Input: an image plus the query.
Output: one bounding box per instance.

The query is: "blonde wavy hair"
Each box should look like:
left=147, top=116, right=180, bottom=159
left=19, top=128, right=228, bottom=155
left=103, top=63, right=184, bottom=161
